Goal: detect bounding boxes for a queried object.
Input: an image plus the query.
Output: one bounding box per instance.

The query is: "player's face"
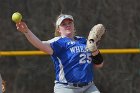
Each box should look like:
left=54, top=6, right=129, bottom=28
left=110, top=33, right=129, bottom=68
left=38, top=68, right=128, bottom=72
left=58, top=19, right=75, bottom=37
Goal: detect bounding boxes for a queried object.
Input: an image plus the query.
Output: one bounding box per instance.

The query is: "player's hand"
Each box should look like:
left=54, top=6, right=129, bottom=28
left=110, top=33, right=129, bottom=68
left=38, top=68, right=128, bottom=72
left=16, top=22, right=29, bottom=33
left=86, top=40, right=97, bottom=52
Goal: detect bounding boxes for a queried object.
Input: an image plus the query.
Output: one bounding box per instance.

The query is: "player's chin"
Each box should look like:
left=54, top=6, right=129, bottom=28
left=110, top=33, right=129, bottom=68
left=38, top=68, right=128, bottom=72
left=65, top=31, right=74, bottom=36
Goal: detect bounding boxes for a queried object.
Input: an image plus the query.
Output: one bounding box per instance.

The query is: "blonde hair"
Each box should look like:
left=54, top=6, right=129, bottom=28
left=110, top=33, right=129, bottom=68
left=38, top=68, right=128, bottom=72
left=54, top=14, right=64, bottom=37
left=54, top=26, right=61, bottom=37
left=54, top=28, right=61, bottom=37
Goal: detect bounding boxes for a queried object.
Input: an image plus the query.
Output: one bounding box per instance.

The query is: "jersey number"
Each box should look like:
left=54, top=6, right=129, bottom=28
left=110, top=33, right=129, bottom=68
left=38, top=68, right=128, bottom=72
left=79, top=53, right=92, bottom=64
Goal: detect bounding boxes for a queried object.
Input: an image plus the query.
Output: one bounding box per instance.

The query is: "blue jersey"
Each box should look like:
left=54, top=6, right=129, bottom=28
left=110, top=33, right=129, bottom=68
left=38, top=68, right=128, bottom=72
left=48, top=36, right=94, bottom=83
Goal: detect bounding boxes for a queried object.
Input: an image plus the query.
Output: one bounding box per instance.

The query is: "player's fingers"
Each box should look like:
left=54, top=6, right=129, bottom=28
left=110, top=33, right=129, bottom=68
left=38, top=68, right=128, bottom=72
left=16, top=22, right=28, bottom=33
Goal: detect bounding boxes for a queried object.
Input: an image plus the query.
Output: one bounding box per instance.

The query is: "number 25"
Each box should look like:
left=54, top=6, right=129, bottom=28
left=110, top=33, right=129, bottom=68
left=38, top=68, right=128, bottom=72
left=79, top=53, right=92, bottom=64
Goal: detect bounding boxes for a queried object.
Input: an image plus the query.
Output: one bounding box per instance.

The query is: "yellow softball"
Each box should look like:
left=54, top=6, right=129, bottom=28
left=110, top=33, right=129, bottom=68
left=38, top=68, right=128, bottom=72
left=12, top=12, right=22, bottom=23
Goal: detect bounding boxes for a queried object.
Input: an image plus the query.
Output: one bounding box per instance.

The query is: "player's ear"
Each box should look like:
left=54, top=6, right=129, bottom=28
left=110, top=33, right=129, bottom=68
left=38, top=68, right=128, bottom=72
left=57, top=27, right=59, bottom=32
left=57, top=27, right=61, bottom=33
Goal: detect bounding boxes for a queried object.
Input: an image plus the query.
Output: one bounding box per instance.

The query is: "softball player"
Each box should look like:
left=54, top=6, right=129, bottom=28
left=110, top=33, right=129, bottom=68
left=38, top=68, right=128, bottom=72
left=16, top=14, right=105, bottom=93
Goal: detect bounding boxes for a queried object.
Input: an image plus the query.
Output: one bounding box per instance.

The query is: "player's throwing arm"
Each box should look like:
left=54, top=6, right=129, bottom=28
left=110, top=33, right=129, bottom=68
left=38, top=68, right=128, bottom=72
left=12, top=12, right=53, bottom=55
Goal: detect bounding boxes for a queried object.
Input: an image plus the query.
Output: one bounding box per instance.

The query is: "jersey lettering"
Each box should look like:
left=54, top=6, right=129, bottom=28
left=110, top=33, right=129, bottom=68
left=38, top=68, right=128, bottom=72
left=70, top=46, right=87, bottom=53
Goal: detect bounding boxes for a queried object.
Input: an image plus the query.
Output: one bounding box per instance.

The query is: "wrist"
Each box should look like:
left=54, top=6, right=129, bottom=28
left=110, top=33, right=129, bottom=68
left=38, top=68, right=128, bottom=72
left=23, top=29, right=30, bottom=34
left=92, top=49, right=99, bottom=56
left=91, top=51, right=104, bottom=65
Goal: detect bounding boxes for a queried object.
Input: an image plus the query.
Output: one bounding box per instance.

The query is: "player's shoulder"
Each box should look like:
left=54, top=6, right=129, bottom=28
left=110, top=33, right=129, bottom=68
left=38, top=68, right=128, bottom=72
left=42, top=36, right=61, bottom=44
left=48, top=37, right=62, bottom=43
